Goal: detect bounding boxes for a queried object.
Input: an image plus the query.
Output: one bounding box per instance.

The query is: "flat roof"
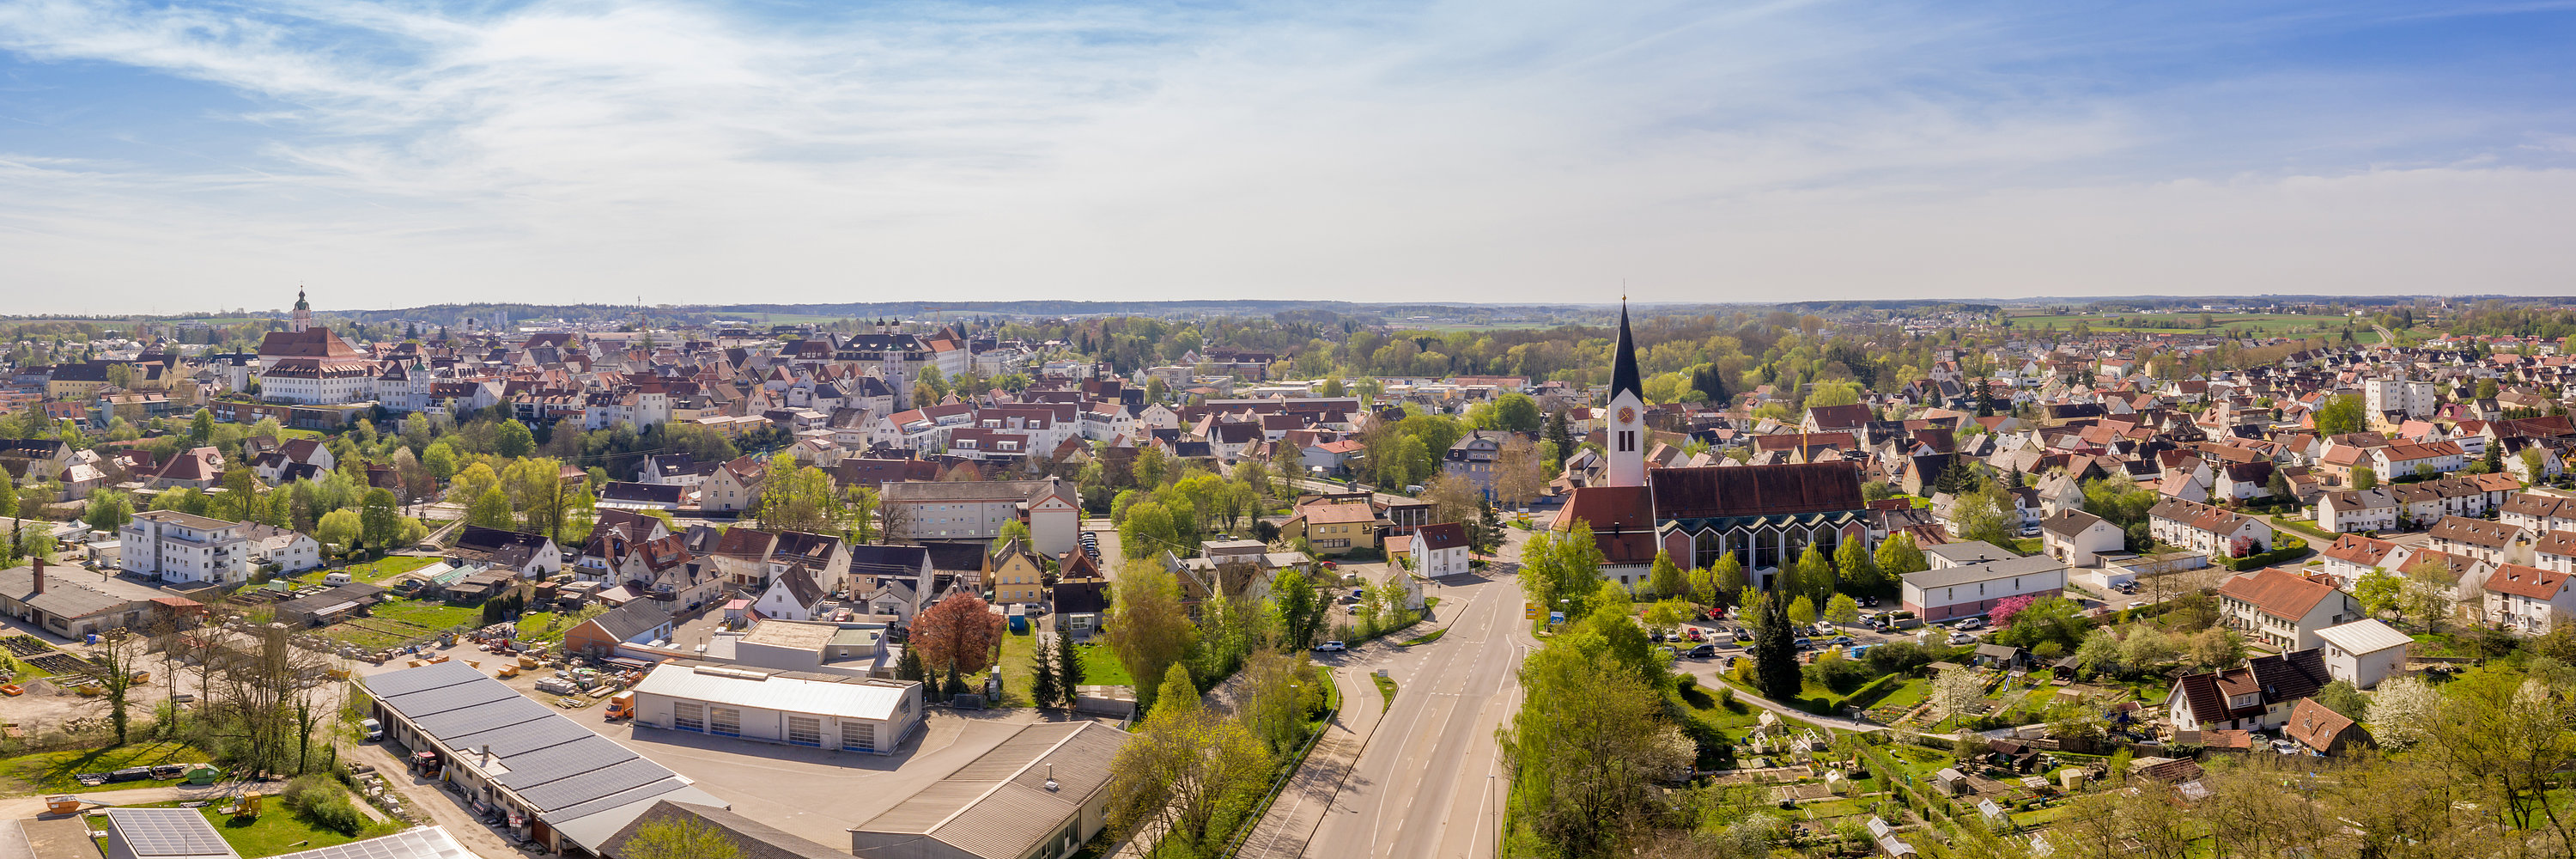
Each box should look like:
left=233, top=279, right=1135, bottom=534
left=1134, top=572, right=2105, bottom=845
left=104, top=807, right=231, bottom=859
left=634, top=662, right=913, bottom=722
left=741, top=620, right=838, bottom=650
left=1905, top=554, right=2069, bottom=590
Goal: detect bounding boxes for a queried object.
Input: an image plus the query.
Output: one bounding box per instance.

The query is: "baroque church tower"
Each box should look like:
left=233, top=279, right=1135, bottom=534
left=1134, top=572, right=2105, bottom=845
left=1605, top=300, right=1647, bottom=488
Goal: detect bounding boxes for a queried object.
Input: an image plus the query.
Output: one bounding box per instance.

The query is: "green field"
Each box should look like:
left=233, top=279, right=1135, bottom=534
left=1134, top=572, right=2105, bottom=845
left=2002, top=312, right=2380, bottom=341
left=289, top=555, right=439, bottom=586
left=88, top=794, right=402, bottom=858
left=2, top=741, right=208, bottom=793
left=1073, top=643, right=1133, bottom=687
left=368, top=600, right=481, bottom=630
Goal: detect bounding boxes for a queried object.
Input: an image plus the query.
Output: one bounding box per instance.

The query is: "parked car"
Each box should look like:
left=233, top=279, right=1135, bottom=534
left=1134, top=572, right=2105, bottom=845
left=1314, top=640, right=1347, bottom=652
left=1947, top=632, right=1977, bottom=645
left=361, top=718, right=384, bottom=741
left=1956, top=618, right=1988, bottom=631
left=1828, top=635, right=1854, bottom=645
left=1860, top=595, right=1880, bottom=607
left=1792, top=637, right=1815, bottom=650
left=1687, top=643, right=1717, bottom=658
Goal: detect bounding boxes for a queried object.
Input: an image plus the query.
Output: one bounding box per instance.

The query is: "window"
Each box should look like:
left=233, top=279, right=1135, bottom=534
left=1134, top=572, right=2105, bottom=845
left=787, top=716, right=823, bottom=747
left=709, top=707, right=741, bottom=737
left=673, top=702, right=704, bottom=732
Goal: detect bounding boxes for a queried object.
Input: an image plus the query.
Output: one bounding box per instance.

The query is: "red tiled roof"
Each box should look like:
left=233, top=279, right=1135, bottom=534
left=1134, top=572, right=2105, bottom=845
left=2486, top=563, right=2571, bottom=600
left=2219, top=567, right=2336, bottom=622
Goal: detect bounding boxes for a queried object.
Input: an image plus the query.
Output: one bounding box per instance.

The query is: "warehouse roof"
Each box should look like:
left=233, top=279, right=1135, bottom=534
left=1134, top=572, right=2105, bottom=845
left=849, top=722, right=1130, bottom=859
left=634, top=662, right=914, bottom=721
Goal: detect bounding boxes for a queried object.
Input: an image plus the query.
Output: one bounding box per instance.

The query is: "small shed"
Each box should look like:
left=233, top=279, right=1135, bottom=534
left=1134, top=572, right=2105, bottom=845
left=1932, top=767, right=1971, bottom=796
left=1978, top=797, right=2008, bottom=825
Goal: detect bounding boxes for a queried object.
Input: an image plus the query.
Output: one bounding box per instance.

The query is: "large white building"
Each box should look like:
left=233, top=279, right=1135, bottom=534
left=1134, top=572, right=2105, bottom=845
left=2365, top=378, right=2439, bottom=420
left=254, top=289, right=379, bottom=405
left=630, top=661, right=923, bottom=754
left=1899, top=553, right=2069, bottom=622
left=879, top=477, right=1081, bottom=557
left=119, top=510, right=251, bottom=585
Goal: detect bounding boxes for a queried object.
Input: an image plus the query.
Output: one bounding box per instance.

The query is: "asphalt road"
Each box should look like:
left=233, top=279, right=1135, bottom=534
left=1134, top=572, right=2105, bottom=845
left=1303, top=539, right=1533, bottom=859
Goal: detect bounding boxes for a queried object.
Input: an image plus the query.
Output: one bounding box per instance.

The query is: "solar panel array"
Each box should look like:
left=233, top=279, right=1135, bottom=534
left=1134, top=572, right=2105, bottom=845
left=364, top=661, right=688, bottom=823
left=265, top=826, right=474, bottom=859
left=105, top=807, right=233, bottom=859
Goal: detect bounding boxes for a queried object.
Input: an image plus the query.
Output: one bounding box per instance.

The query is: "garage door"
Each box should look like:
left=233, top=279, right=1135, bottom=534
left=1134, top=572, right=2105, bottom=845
left=672, top=702, right=703, bottom=733
left=709, top=707, right=741, bottom=737
left=787, top=716, right=822, bottom=747
left=842, top=722, right=875, bottom=752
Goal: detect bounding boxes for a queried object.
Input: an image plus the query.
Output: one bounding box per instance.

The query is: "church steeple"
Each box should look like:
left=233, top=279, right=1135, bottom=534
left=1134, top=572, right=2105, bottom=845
left=290, top=286, right=313, bottom=333
left=1610, top=299, right=1642, bottom=403
left=1604, top=296, right=1647, bottom=488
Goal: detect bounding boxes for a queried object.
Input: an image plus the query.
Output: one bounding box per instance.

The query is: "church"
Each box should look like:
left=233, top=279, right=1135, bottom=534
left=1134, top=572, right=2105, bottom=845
left=1552, top=302, right=1873, bottom=590
left=254, top=289, right=377, bottom=405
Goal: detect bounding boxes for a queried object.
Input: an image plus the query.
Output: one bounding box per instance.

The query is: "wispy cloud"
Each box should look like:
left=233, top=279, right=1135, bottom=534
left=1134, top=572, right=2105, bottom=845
left=0, top=0, right=2570, bottom=310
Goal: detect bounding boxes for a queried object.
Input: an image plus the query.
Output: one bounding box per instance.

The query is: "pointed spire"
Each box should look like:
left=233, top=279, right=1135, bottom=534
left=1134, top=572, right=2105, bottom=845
left=1610, top=298, right=1642, bottom=402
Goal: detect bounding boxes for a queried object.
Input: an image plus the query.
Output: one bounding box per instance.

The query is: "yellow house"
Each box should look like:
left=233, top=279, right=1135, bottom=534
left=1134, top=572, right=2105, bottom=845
left=987, top=539, right=1049, bottom=608
left=1285, top=501, right=1381, bottom=556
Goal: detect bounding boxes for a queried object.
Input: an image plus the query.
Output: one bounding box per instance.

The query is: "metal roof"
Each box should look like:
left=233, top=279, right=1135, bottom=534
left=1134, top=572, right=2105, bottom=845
left=360, top=659, right=484, bottom=698
left=634, top=663, right=911, bottom=721
left=851, top=722, right=1130, bottom=859
left=410, top=695, right=554, bottom=741
left=1902, top=554, right=2069, bottom=590
left=2315, top=618, right=2413, bottom=655
left=364, top=660, right=696, bottom=841
left=265, top=826, right=474, bottom=859
left=546, top=783, right=729, bottom=852
left=105, top=807, right=232, bottom=859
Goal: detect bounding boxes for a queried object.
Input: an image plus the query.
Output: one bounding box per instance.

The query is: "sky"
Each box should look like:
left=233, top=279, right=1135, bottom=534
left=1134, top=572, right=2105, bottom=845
left=2, top=1, right=2573, bottom=314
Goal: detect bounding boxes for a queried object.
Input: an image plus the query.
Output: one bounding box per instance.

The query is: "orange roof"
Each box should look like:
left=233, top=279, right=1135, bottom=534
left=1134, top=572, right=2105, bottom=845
left=2219, top=567, right=2338, bottom=621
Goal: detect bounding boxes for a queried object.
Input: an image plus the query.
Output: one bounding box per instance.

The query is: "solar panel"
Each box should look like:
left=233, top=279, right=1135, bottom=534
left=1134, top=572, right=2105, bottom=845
left=106, top=807, right=232, bottom=858
left=360, top=660, right=484, bottom=698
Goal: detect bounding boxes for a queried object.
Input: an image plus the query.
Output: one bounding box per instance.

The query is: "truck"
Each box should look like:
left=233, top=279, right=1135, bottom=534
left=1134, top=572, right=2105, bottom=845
left=605, top=692, right=635, bottom=721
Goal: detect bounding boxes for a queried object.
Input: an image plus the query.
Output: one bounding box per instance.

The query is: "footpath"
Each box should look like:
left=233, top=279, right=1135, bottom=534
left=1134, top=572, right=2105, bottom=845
left=1230, top=645, right=1394, bottom=859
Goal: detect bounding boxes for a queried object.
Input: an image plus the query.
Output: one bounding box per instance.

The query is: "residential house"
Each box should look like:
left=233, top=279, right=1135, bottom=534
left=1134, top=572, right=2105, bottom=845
left=2282, top=698, right=2366, bottom=756
left=878, top=478, right=1080, bottom=557
left=2166, top=649, right=2331, bottom=732
left=2485, top=563, right=2576, bottom=636
left=118, top=509, right=251, bottom=585
left=1410, top=522, right=1474, bottom=578
left=237, top=522, right=323, bottom=574
left=988, top=539, right=1049, bottom=610
left=447, top=525, right=562, bottom=577
left=2216, top=568, right=2362, bottom=652
left=2427, top=515, right=2531, bottom=567
left=2038, top=509, right=2123, bottom=567
left=701, top=455, right=765, bottom=513
left=563, top=598, right=678, bottom=657
left=1285, top=499, right=1381, bottom=556
left=2372, top=441, right=2466, bottom=479
left=2500, top=493, right=2576, bottom=535
left=2314, top=489, right=2397, bottom=533
left=2148, top=498, right=2275, bottom=559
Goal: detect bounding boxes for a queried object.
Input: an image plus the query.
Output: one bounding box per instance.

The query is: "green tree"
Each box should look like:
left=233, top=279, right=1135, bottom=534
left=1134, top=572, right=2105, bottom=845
left=188, top=409, right=215, bottom=447
left=466, top=484, right=513, bottom=530
left=1486, top=393, right=1543, bottom=432
left=2352, top=466, right=2379, bottom=490
left=1272, top=567, right=1326, bottom=650
left=1749, top=590, right=1801, bottom=700
left=358, top=488, right=400, bottom=553
left=1834, top=536, right=1880, bottom=594
left=2354, top=567, right=2403, bottom=619
left=1104, top=673, right=1272, bottom=854
left=1109, top=566, right=1196, bottom=712
left=1646, top=551, right=1686, bottom=600
left=82, top=490, right=134, bottom=531
left=2313, top=393, right=2367, bottom=436
left=315, top=509, right=361, bottom=551
left=421, top=441, right=459, bottom=481
left=1055, top=635, right=1085, bottom=710
left=1790, top=544, right=1834, bottom=604
left=1953, top=493, right=2017, bottom=548
left=623, top=813, right=743, bottom=859
left=1824, top=593, right=1861, bottom=627
left=1874, top=531, right=1927, bottom=580
left=495, top=419, right=537, bottom=458
left=1787, top=594, right=1818, bottom=626
left=1495, top=643, right=1692, bottom=858
left=1517, top=524, right=1605, bottom=625
left=1710, top=549, right=1747, bottom=594
left=1685, top=563, right=1720, bottom=608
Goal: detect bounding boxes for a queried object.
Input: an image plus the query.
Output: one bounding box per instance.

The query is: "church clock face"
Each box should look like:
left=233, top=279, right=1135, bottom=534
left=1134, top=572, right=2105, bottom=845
left=1617, top=406, right=1636, bottom=423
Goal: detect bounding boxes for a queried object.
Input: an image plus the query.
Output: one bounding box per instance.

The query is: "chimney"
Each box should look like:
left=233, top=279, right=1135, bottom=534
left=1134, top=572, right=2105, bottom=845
left=31, top=554, right=43, bottom=596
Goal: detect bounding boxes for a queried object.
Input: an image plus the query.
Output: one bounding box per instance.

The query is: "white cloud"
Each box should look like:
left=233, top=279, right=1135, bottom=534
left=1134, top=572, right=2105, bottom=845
left=0, top=0, right=2569, bottom=310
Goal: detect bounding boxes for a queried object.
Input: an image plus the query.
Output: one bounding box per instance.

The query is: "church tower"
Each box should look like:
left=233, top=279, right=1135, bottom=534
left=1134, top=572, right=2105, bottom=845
left=290, top=289, right=313, bottom=333
left=1605, top=299, right=1647, bottom=488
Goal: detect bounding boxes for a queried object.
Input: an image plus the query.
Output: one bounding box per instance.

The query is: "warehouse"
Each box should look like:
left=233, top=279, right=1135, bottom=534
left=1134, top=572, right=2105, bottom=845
left=629, top=661, right=923, bottom=753
left=848, top=721, right=1129, bottom=859
left=361, top=661, right=727, bottom=855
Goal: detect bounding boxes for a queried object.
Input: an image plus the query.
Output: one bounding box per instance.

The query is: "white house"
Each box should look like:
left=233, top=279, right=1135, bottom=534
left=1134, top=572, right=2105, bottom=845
left=750, top=567, right=830, bottom=623
left=237, top=523, right=323, bottom=574
left=2372, top=441, right=2465, bottom=479
left=2485, top=563, right=2576, bottom=636
left=2314, top=618, right=2411, bottom=690
left=2314, top=489, right=2397, bottom=533
left=1409, top=522, right=1473, bottom=578
left=2148, top=498, right=2275, bottom=559
left=2427, top=515, right=2530, bottom=567
left=2215, top=568, right=2362, bottom=652
left=2038, top=509, right=2123, bottom=568
left=118, top=510, right=251, bottom=585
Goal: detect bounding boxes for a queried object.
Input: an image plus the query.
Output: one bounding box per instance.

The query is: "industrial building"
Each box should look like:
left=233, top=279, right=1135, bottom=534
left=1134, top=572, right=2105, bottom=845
left=629, top=661, right=923, bottom=753
left=360, top=661, right=727, bottom=854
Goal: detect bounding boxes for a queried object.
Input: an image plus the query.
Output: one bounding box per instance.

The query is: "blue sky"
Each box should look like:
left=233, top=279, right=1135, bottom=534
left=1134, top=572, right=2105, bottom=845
left=2, top=0, right=2572, bottom=313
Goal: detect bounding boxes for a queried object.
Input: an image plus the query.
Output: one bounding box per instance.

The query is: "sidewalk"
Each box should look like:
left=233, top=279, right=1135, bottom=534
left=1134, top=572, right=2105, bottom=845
left=1230, top=651, right=1391, bottom=859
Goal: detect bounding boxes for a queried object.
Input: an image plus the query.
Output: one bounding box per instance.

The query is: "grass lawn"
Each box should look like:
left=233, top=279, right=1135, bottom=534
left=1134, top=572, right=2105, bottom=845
left=205, top=803, right=404, bottom=858
left=1373, top=674, right=1398, bottom=710
left=337, top=556, right=440, bottom=582
left=2008, top=538, right=2043, bottom=557
left=2, top=740, right=206, bottom=793
left=993, top=628, right=1037, bottom=708
left=368, top=600, right=482, bottom=631
left=3, top=655, right=52, bottom=680
left=1397, top=628, right=1446, bottom=647
left=1072, top=643, right=1133, bottom=688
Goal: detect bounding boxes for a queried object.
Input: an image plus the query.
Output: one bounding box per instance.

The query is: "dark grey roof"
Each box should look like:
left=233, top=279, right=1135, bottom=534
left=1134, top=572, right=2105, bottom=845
left=277, top=583, right=387, bottom=616
left=361, top=658, right=485, bottom=698
left=846, top=545, right=929, bottom=576
left=589, top=599, right=674, bottom=643
left=411, top=695, right=553, bottom=740
left=920, top=541, right=987, bottom=573
left=365, top=661, right=688, bottom=819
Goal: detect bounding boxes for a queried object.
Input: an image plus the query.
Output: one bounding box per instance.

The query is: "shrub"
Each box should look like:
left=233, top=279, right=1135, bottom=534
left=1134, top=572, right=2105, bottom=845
left=280, top=775, right=365, bottom=836
left=1716, top=686, right=1739, bottom=711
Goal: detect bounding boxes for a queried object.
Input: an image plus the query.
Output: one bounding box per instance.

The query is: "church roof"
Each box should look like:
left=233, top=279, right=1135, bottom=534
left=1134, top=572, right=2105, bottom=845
left=1609, top=302, right=1643, bottom=402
